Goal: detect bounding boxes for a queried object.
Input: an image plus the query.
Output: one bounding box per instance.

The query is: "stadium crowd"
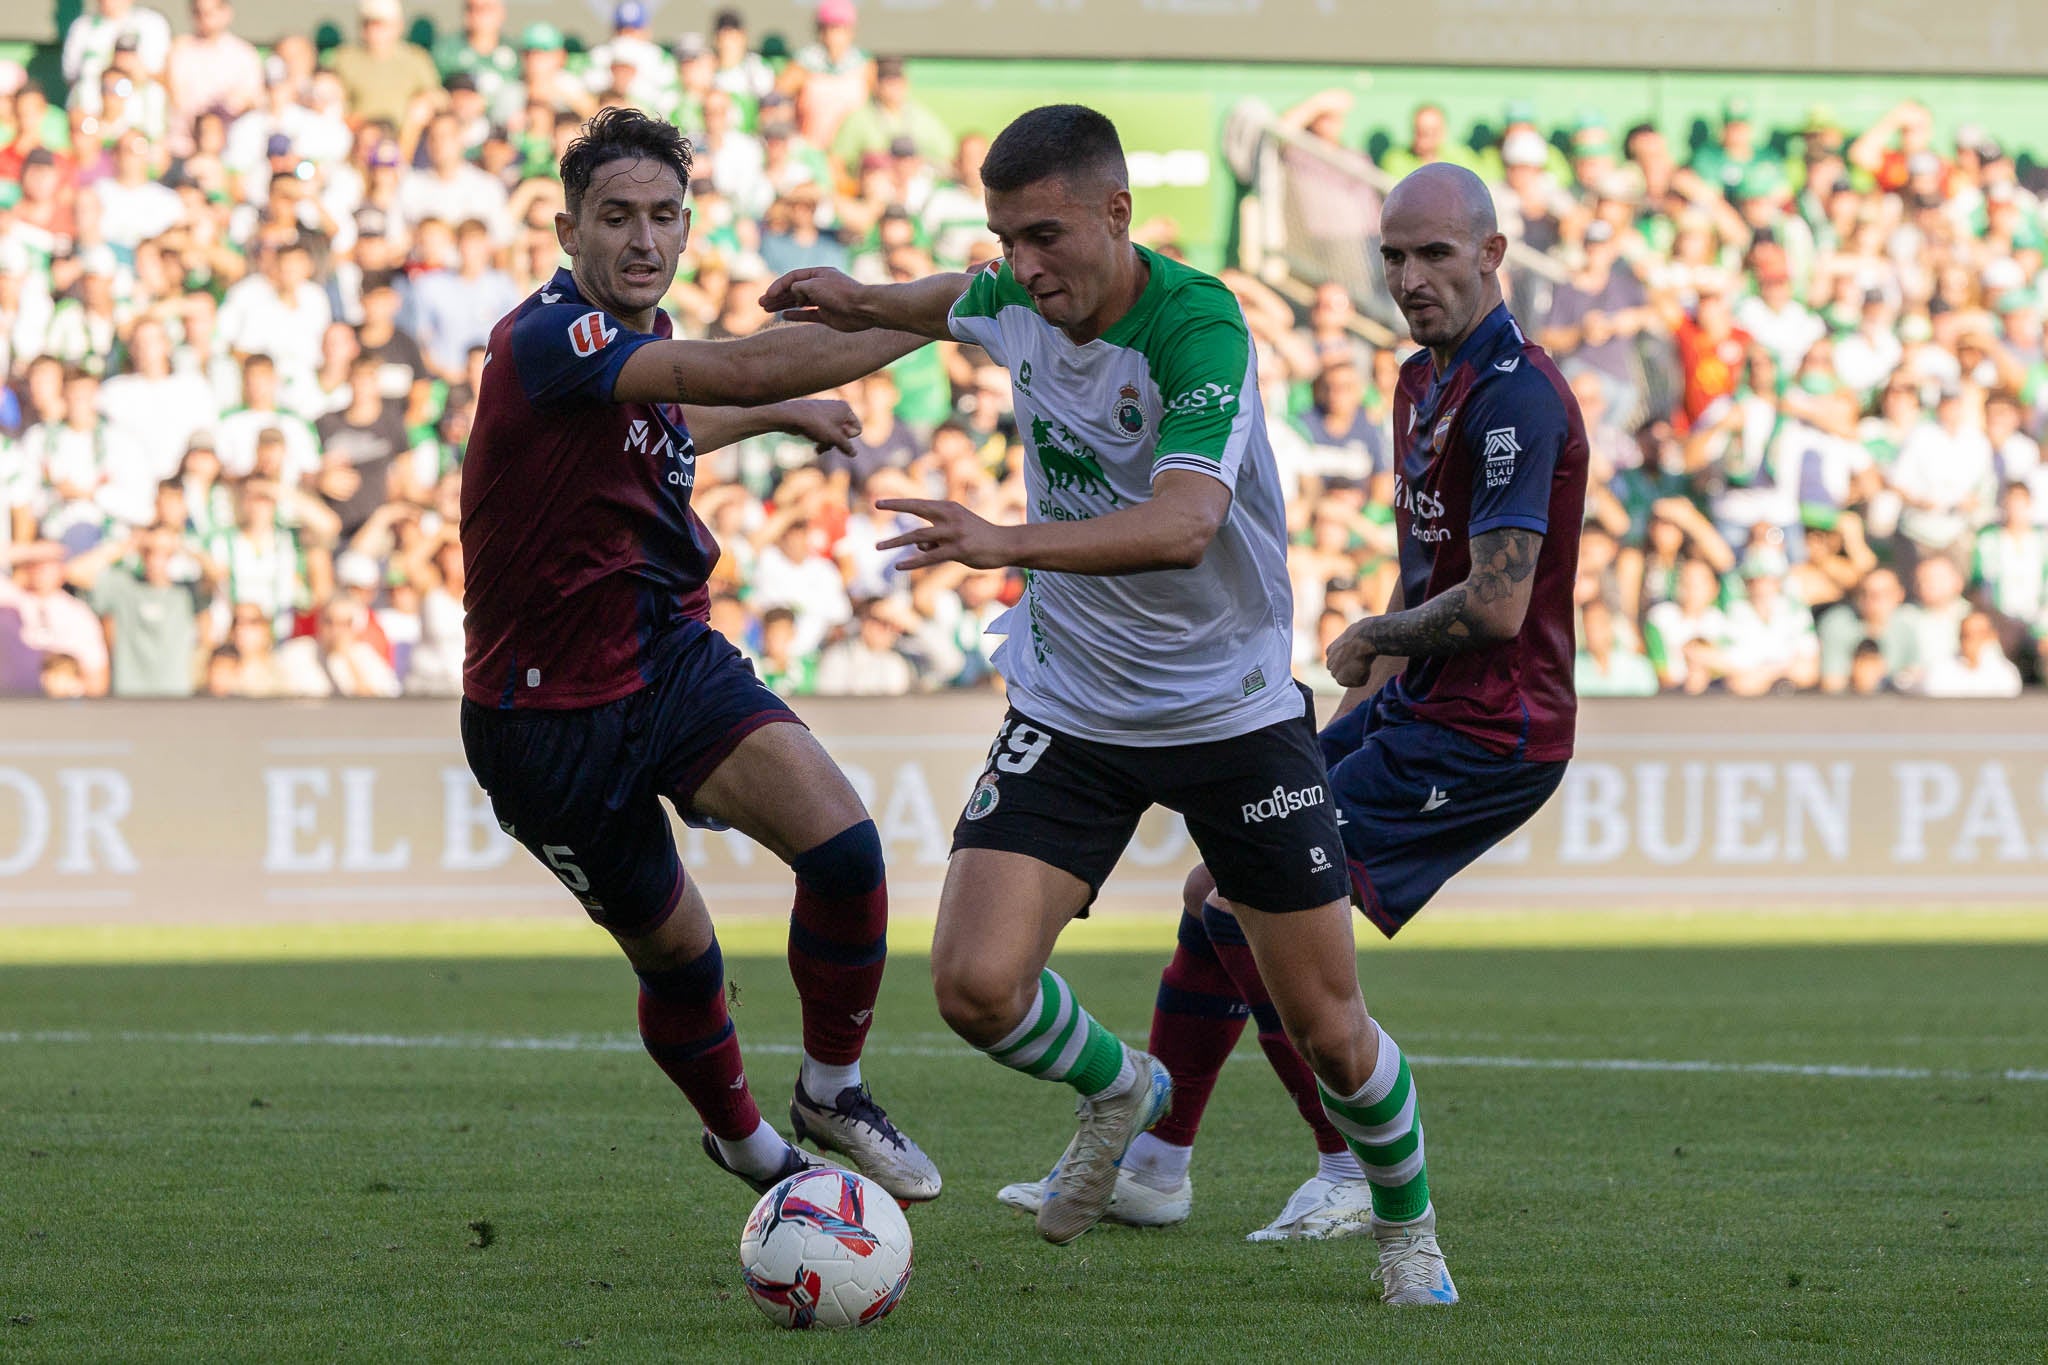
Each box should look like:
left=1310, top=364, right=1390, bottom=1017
left=0, top=0, right=2044, bottom=700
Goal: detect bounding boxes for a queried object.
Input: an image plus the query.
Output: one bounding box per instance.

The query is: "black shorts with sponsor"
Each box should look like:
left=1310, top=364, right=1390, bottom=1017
left=950, top=684, right=1348, bottom=914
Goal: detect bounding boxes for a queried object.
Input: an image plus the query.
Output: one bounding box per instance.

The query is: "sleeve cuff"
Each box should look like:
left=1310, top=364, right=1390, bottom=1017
left=1468, top=512, right=1550, bottom=536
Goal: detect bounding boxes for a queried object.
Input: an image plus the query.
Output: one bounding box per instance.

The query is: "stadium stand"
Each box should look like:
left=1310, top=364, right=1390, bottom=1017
left=0, top=0, right=2044, bottom=698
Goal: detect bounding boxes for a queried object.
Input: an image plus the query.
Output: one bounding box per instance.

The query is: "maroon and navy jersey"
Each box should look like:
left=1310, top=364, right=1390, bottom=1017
left=1387, top=304, right=1587, bottom=761
left=461, top=268, right=717, bottom=709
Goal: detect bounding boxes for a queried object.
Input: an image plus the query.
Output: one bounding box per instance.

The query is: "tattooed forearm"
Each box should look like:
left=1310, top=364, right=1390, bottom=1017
left=1355, top=527, right=1545, bottom=657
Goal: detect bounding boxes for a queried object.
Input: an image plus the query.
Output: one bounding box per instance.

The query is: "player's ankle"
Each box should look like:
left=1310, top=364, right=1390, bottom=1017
left=1318, top=1148, right=1366, bottom=1182
left=800, top=1053, right=861, bottom=1099
left=713, top=1118, right=793, bottom=1179
left=1124, top=1133, right=1192, bottom=1191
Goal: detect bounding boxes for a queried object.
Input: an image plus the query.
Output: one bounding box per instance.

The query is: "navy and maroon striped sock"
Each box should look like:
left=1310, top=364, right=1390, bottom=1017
left=1202, top=901, right=1349, bottom=1156
left=787, top=821, right=888, bottom=1073
left=1146, top=907, right=1250, bottom=1147
left=636, top=936, right=761, bottom=1141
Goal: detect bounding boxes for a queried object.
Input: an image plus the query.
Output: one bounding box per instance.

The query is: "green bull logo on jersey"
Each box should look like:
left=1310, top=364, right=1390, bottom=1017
left=1031, top=416, right=1124, bottom=506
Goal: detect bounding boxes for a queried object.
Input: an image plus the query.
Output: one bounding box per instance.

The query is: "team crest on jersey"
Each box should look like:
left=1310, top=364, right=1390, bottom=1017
left=963, top=772, right=1000, bottom=821
left=1432, top=411, right=1456, bottom=447
left=1111, top=383, right=1147, bottom=438
left=568, top=311, right=616, bottom=357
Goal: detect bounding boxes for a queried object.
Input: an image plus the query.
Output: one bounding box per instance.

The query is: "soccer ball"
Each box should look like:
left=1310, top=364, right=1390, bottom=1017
left=738, top=1168, right=913, bottom=1330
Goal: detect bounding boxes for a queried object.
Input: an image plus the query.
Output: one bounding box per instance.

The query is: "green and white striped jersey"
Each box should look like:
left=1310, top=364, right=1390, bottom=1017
left=947, top=246, right=1298, bottom=746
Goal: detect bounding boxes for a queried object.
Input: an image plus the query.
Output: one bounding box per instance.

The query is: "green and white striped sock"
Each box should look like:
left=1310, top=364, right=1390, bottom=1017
left=983, top=968, right=1133, bottom=1098
left=1318, top=1020, right=1431, bottom=1224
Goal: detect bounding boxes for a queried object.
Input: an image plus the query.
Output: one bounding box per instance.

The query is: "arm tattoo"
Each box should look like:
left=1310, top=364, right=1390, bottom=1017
left=1355, top=527, right=1544, bottom=657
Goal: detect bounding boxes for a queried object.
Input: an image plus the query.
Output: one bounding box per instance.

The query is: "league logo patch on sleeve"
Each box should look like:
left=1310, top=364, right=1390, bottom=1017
left=1484, top=426, right=1520, bottom=487
left=568, top=311, right=618, bottom=357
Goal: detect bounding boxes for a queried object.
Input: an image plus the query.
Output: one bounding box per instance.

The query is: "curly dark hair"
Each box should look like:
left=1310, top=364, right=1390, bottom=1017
left=981, top=104, right=1126, bottom=195
left=559, top=107, right=694, bottom=216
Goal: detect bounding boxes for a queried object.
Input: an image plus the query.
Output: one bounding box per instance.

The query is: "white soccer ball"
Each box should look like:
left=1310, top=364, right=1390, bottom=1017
left=738, top=1168, right=913, bottom=1330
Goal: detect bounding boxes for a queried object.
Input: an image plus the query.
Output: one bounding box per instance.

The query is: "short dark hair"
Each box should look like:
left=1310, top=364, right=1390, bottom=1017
left=560, top=106, right=694, bottom=216
left=981, top=104, right=1125, bottom=195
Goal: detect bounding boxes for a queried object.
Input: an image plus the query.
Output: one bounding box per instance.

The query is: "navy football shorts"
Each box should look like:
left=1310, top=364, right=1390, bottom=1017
left=950, top=682, right=1351, bottom=915
left=460, top=623, right=799, bottom=937
left=1320, top=691, right=1567, bottom=938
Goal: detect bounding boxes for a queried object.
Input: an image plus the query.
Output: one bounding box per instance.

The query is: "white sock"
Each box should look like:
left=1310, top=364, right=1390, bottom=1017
left=713, top=1117, right=792, bottom=1179
left=1124, top=1133, right=1191, bottom=1191
left=1318, top=1148, right=1367, bottom=1182
left=1085, top=1048, right=1136, bottom=1101
left=801, top=1052, right=861, bottom=1099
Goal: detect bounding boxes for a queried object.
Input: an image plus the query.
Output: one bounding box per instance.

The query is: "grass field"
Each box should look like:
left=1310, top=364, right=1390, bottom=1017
left=3, top=926, right=2045, bottom=1362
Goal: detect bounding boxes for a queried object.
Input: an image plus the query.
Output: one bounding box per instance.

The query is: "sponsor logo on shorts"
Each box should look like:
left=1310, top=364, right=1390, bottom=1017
left=1241, top=783, right=1325, bottom=824
left=963, top=771, right=1001, bottom=821
left=1422, top=785, right=1451, bottom=812
left=568, top=310, right=616, bottom=357
left=1310, top=845, right=1331, bottom=871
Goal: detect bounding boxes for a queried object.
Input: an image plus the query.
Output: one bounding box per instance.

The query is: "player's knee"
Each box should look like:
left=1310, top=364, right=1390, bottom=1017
left=1179, top=864, right=1217, bottom=919
left=931, top=960, right=1030, bottom=1048
left=790, top=819, right=885, bottom=898
left=635, top=938, right=724, bottom=1003
left=1287, top=1008, right=1375, bottom=1094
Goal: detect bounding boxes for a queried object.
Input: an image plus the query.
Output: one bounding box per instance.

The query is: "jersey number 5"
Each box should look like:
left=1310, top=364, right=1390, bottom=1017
left=543, top=844, right=591, bottom=894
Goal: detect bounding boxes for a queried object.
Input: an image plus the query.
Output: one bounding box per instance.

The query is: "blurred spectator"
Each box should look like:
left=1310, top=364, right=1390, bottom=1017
left=407, top=218, right=519, bottom=382
left=1380, top=102, right=1482, bottom=179
left=0, top=542, right=110, bottom=694
left=785, top=0, right=870, bottom=149
left=400, top=114, right=509, bottom=244
left=831, top=55, right=953, bottom=176
left=98, top=315, right=218, bottom=485
left=67, top=522, right=216, bottom=695
left=817, top=594, right=918, bottom=695
left=432, top=0, right=519, bottom=106
left=1643, top=555, right=1729, bottom=693
left=216, top=354, right=319, bottom=481
left=324, top=0, right=441, bottom=132
left=1819, top=567, right=1924, bottom=692
left=166, top=0, right=261, bottom=153
left=64, top=0, right=172, bottom=90
left=276, top=593, right=399, bottom=696
left=1721, top=549, right=1820, bottom=695
left=751, top=514, right=849, bottom=655
left=585, top=1, right=672, bottom=109
left=1574, top=597, right=1658, bottom=698
left=314, top=354, right=408, bottom=537
left=709, top=10, right=774, bottom=108
left=1298, top=358, right=1383, bottom=488
left=1919, top=609, right=2022, bottom=697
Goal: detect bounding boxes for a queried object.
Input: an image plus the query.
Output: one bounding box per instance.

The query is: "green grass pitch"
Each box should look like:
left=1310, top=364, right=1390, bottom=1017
left=3, top=932, right=2044, bottom=1362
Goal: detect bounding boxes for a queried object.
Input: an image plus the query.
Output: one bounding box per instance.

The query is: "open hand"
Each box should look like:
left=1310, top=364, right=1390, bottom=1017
left=875, top=498, right=1014, bottom=570
left=759, top=267, right=871, bottom=332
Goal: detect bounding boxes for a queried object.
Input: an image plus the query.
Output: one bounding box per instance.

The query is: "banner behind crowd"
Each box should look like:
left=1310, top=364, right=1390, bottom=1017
left=1, top=696, right=2044, bottom=927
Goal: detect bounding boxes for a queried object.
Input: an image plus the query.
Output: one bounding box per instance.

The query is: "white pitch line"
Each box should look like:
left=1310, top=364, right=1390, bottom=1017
left=0, top=1028, right=2042, bottom=1084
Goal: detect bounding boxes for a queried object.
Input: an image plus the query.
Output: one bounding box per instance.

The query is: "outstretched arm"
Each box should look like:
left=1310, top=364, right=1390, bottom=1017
left=1325, top=528, right=1543, bottom=684
left=877, top=470, right=1233, bottom=576
left=613, top=320, right=931, bottom=408
left=680, top=399, right=861, bottom=459
left=758, top=267, right=972, bottom=341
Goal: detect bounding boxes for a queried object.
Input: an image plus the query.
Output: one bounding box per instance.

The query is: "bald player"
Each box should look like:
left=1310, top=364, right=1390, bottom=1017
left=1000, top=163, right=1589, bottom=1305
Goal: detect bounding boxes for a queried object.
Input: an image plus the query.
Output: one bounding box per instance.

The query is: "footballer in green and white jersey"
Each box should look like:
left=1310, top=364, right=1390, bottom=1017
left=947, top=245, right=1297, bottom=747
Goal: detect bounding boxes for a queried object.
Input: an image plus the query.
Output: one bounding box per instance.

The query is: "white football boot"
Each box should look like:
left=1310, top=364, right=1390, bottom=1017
left=1372, top=1206, right=1460, bottom=1305
left=1034, top=1052, right=1174, bottom=1244
left=996, top=1168, right=1192, bottom=1227
left=1244, top=1173, right=1377, bottom=1242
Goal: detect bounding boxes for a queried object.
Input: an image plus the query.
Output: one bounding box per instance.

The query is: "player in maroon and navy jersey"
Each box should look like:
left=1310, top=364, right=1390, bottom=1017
left=459, top=108, right=943, bottom=1203
left=1001, top=165, right=1588, bottom=1304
